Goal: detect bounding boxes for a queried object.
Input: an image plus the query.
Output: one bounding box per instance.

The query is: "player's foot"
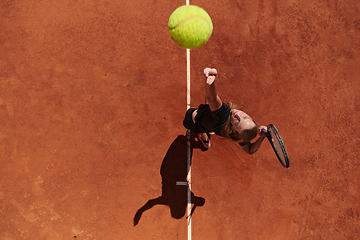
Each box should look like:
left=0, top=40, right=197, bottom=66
left=197, top=133, right=210, bottom=148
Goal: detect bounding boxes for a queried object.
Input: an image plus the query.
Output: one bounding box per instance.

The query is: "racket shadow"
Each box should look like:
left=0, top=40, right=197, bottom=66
left=133, top=131, right=205, bottom=226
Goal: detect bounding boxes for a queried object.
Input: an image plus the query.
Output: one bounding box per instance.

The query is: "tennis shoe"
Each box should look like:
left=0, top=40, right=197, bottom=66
left=197, top=133, right=211, bottom=148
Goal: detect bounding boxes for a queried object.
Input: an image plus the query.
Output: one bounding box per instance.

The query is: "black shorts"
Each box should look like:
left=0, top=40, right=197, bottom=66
left=182, top=108, right=207, bottom=133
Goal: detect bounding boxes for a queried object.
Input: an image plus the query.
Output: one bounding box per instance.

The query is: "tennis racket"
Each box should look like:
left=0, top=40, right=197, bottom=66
left=263, top=124, right=290, bottom=168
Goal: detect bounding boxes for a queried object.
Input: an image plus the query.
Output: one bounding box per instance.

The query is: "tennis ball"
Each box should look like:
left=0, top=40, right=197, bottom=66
left=168, top=5, right=213, bottom=49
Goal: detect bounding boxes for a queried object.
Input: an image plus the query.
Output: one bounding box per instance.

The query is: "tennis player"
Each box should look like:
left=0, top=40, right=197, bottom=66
left=183, top=68, right=267, bottom=154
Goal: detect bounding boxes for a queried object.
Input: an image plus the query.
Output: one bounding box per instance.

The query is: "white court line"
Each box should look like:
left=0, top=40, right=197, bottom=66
left=185, top=1, right=191, bottom=240
left=186, top=49, right=192, bottom=239
left=176, top=181, right=188, bottom=186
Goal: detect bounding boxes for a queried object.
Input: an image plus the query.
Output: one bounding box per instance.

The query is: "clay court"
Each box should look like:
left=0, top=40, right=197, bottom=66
left=1, top=0, right=360, bottom=239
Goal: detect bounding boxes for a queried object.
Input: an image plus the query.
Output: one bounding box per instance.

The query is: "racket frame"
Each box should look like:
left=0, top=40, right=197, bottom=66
left=265, top=124, right=290, bottom=168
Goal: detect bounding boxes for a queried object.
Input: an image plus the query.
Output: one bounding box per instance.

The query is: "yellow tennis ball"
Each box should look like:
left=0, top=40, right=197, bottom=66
left=168, top=5, right=213, bottom=49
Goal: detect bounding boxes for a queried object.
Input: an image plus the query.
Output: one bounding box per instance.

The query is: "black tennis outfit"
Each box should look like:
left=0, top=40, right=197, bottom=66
left=183, top=103, right=249, bottom=146
left=183, top=103, right=231, bottom=136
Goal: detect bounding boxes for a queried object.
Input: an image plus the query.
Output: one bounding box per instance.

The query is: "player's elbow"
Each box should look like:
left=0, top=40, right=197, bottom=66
left=247, top=149, right=256, bottom=155
left=242, top=146, right=253, bottom=155
left=248, top=145, right=259, bottom=155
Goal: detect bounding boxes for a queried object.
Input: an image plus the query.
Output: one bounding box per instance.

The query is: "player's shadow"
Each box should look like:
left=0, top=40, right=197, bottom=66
left=133, top=131, right=206, bottom=226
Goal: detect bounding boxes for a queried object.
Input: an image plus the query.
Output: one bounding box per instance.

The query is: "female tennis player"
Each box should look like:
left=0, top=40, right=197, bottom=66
left=183, top=68, right=267, bottom=154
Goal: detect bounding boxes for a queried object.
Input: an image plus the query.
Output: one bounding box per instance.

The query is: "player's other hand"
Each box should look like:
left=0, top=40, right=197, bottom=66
left=259, top=125, right=267, bottom=136
left=204, top=68, right=217, bottom=85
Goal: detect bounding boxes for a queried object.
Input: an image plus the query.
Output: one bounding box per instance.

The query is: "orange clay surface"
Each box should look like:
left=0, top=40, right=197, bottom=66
left=1, top=0, right=360, bottom=239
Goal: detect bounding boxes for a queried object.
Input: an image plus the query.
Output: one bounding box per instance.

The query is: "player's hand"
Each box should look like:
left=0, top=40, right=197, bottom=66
left=259, top=125, right=267, bottom=136
left=204, top=68, right=217, bottom=85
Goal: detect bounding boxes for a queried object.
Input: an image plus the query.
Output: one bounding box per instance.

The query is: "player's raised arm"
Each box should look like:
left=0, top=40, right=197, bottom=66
left=204, top=68, right=222, bottom=111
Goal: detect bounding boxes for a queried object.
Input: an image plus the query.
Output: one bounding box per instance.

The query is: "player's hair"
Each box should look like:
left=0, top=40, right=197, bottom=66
left=221, top=102, right=258, bottom=142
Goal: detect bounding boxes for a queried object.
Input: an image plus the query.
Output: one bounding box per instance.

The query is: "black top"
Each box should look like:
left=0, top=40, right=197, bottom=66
left=194, top=103, right=231, bottom=136
left=183, top=103, right=251, bottom=145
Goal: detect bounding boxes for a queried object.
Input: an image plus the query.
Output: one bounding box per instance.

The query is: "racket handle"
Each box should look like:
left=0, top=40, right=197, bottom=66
left=261, top=128, right=269, bottom=137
